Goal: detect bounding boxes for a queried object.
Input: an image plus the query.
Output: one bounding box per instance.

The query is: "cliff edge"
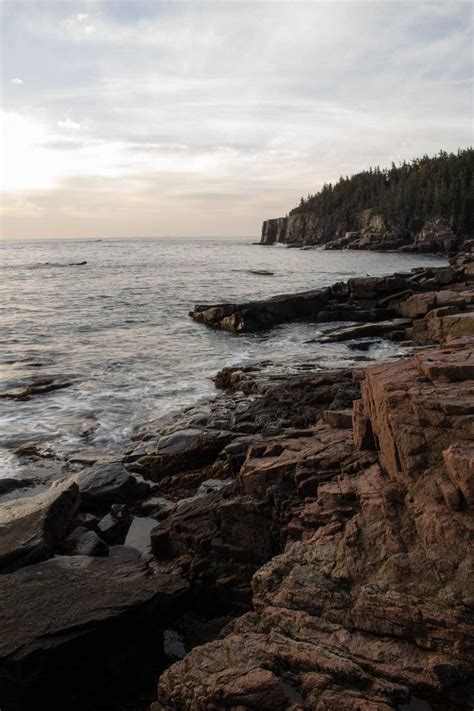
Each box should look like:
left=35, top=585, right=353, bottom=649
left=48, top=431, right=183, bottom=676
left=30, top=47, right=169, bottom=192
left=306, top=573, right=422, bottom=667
left=261, top=149, right=474, bottom=253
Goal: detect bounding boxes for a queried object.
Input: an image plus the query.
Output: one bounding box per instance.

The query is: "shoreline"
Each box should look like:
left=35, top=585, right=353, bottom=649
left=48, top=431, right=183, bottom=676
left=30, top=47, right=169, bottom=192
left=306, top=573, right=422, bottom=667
left=0, top=250, right=473, bottom=710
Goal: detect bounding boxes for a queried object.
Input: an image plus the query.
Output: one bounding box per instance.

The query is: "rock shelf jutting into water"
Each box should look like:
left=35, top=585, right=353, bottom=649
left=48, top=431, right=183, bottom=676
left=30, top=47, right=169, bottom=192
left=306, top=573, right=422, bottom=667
left=0, top=251, right=473, bottom=710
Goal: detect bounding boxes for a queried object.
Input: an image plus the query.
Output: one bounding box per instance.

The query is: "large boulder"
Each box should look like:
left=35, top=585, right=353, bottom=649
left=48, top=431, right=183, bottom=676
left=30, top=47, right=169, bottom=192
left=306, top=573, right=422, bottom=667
left=0, top=480, right=79, bottom=572
left=125, top=428, right=236, bottom=479
left=73, top=462, right=150, bottom=511
left=0, top=547, right=188, bottom=708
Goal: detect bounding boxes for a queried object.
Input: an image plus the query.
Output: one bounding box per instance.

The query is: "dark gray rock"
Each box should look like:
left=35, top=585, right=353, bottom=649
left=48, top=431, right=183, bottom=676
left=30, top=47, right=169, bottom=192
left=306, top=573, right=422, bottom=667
left=318, top=319, right=411, bottom=343
left=74, top=462, right=150, bottom=511
left=62, top=526, right=108, bottom=557
left=0, top=477, right=38, bottom=497
left=0, top=546, right=189, bottom=707
left=76, top=530, right=108, bottom=557
left=97, top=504, right=133, bottom=545
left=125, top=428, right=236, bottom=480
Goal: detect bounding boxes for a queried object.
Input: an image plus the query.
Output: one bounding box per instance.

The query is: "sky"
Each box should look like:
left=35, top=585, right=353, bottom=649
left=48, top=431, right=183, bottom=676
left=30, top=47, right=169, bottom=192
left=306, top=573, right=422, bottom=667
left=0, top=0, right=473, bottom=240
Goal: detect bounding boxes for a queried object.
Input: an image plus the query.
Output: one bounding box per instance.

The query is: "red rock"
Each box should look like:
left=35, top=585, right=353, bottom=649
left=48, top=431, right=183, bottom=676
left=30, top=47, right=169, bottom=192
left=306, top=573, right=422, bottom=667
left=157, top=339, right=474, bottom=710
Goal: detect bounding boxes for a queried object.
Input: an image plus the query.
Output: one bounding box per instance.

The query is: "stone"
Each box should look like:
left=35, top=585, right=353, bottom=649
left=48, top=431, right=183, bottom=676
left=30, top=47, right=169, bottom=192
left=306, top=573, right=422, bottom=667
left=156, top=338, right=474, bottom=710
left=74, top=462, right=150, bottom=511
left=0, top=547, right=189, bottom=707
left=319, top=319, right=411, bottom=343
left=73, top=528, right=108, bottom=557
left=0, top=477, right=37, bottom=497
left=97, top=504, right=133, bottom=545
left=0, top=480, right=79, bottom=572
left=125, top=428, right=236, bottom=479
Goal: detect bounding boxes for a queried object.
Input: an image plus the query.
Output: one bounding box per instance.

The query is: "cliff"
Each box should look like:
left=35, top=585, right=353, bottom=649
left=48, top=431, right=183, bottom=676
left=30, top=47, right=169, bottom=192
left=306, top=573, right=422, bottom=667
left=261, top=211, right=467, bottom=253
left=261, top=148, right=474, bottom=253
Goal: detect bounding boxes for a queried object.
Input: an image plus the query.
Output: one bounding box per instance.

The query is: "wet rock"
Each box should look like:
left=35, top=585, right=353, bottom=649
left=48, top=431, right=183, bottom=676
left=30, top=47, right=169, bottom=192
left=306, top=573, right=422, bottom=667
left=0, top=477, right=38, bottom=497
left=0, top=480, right=79, bottom=572
left=318, top=319, right=411, bottom=343
left=0, top=546, right=189, bottom=709
left=0, top=378, right=73, bottom=401
left=74, top=462, right=150, bottom=511
left=97, top=504, right=133, bottom=545
left=135, top=496, right=176, bottom=520
left=125, top=428, right=236, bottom=480
left=63, top=526, right=108, bottom=557
left=191, top=289, right=330, bottom=332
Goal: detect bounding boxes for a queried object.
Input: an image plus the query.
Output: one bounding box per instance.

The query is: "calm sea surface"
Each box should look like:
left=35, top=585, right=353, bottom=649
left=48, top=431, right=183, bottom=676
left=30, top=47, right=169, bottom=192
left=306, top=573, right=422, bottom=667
left=0, top=237, right=446, bottom=475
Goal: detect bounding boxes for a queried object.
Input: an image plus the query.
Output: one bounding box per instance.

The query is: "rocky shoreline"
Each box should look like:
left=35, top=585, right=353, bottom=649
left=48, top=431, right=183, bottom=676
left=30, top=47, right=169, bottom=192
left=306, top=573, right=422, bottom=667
left=0, top=252, right=473, bottom=710
left=260, top=212, right=471, bottom=254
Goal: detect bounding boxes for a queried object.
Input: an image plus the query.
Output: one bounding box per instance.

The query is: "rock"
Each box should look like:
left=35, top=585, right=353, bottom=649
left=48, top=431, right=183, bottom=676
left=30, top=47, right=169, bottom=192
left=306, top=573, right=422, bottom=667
left=0, top=480, right=79, bottom=572
left=189, top=264, right=470, bottom=334
left=0, top=377, right=73, bottom=401
left=323, top=409, right=353, bottom=429
left=150, top=488, right=276, bottom=612
left=136, top=496, right=176, bottom=520
left=63, top=526, right=108, bottom=557
left=0, top=546, right=189, bottom=708
left=443, top=442, right=474, bottom=507
left=157, top=339, right=474, bottom=710
left=190, top=289, right=330, bottom=332
left=97, top=504, right=133, bottom=545
left=125, top=428, right=236, bottom=480
left=0, top=477, right=37, bottom=497
left=74, top=462, right=150, bottom=511
left=348, top=276, right=413, bottom=300
left=76, top=529, right=108, bottom=556
left=319, top=319, right=411, bottom=343
left=399, top=290, right=467, bottom=319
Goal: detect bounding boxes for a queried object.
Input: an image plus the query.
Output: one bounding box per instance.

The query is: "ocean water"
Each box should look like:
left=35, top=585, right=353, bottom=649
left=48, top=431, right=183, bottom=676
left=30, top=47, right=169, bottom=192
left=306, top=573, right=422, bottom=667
left=0, top=237, right=447, bottom=475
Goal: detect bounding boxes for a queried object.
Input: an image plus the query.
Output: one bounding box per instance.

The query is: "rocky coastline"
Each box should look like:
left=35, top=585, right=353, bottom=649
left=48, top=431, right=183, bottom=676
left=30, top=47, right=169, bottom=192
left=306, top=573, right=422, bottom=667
left=0, top=252, right=473, bottom=710
left=260, top=211, right=472, bottom=254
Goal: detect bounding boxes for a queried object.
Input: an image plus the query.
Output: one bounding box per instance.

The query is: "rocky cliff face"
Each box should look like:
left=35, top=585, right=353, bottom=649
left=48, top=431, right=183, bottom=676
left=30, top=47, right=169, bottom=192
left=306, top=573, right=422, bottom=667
left=261, top=210, right=465, bottom=253
left=156, top=335, right=474, bottom=710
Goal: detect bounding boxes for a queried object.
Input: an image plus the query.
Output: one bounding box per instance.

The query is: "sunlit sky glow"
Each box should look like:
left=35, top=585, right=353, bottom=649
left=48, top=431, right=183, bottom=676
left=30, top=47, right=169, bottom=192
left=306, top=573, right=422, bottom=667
left=1, top=0, right=473, bottom=239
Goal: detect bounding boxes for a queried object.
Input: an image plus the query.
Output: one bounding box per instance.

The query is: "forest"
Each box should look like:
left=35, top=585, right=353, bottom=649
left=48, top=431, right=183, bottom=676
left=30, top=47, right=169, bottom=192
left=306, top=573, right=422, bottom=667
left=290, top=148, right=474, bottom=235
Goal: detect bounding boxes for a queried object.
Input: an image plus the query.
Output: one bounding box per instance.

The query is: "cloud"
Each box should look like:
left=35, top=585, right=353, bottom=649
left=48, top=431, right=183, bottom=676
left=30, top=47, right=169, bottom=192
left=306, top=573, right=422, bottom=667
left=11, top=77, right=24, bottom=84
left=57, top=118, right=81, bottom=130
left=0, top=0, right=472, bottom=238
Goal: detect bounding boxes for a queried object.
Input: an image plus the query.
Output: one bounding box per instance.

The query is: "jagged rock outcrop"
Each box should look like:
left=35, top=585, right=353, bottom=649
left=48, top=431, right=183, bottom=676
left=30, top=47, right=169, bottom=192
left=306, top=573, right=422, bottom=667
left=156, top=337, right=474, bottom=710
left=261, top=211, right=466, bottom=253
left=190, top=259, right=474, bottom=333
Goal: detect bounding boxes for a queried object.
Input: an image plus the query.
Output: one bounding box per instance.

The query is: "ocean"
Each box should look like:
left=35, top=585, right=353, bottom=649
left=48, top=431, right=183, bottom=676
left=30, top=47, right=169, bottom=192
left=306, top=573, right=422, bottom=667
left=0, top=237, right=447, bottom=475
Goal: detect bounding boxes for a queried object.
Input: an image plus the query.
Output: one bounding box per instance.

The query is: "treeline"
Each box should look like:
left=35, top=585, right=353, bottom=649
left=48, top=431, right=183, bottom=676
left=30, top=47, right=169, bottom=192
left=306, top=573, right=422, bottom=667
left=290, top=148, right=474, bottom=235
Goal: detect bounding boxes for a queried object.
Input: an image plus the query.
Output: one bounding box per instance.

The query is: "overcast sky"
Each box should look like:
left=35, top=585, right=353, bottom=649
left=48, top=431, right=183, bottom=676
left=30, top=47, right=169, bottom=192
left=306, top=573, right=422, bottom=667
left=1, top=0, right=473, bottom=239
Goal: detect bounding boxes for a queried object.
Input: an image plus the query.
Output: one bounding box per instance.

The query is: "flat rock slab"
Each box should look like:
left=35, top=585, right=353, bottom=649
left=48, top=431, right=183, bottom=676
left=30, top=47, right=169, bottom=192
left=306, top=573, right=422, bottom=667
left=318, top=319, right=411, bottom=343
left=0, top=547, right=189, bottom=707
left=0, top=547, right=187, bottom=663
left=126, top=428, right=236, bottom=479
left=0, top=480, right=79, bottom=572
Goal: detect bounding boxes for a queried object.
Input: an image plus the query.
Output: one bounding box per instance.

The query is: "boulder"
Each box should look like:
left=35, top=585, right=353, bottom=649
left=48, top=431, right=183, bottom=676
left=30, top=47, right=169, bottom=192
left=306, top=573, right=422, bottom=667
left=0, top=546, right=189, bottom=708
left=97, top=504, right=133, bottom=545
left=125, top=428, right=236, bottom=479
left=74, top=462, right=150, bottom=511
left=0, top=480, right=79, bottom=572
